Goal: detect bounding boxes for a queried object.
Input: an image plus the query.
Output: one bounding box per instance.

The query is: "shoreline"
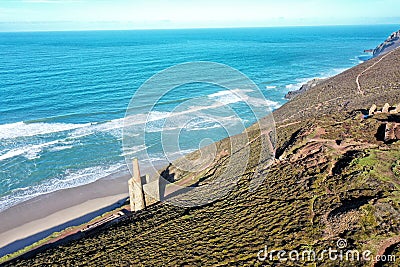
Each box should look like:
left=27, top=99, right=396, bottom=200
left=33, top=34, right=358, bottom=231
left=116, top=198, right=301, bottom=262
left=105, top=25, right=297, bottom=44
left=0, top=163, right=163, bottom=257
left=283, top=58, right=371, bottom=100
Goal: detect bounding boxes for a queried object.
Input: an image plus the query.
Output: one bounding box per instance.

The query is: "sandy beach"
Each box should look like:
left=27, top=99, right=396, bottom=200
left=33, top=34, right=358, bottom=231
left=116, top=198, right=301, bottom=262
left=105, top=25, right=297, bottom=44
left=0, top=170, right=131, bottom=257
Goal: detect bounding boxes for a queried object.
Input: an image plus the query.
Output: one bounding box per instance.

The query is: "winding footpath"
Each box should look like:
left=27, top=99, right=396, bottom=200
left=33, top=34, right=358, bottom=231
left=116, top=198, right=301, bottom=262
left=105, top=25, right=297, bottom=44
left=279, top=47, right=399, bottom=126
left=356, top=47, right=399, bottom=95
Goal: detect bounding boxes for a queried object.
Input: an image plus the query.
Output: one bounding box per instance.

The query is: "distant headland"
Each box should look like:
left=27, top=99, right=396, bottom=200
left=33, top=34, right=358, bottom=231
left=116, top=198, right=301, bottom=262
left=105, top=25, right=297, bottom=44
left=286, top=28, right=400, bottom=100
left=373, top=29, right=400, bottom=57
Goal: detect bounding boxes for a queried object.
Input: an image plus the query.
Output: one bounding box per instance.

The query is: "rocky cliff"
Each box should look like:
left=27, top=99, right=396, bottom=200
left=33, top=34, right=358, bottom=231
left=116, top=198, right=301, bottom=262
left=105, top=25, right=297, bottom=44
left=373, top=30, right=400, bottom=58
left=285, top=78, right=326, bottom=100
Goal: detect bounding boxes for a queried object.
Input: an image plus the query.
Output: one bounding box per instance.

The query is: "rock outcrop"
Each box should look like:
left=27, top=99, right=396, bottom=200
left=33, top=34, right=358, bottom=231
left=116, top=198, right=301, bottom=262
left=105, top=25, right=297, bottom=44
left=285, top=78, right=326, bottom=100
left=373, top=30, right=400, bottom=58
left=384, top=122, right=400, bottom=143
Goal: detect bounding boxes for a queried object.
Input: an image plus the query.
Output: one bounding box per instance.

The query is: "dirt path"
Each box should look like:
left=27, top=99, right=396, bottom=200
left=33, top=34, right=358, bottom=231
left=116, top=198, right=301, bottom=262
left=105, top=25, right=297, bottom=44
left=356, top=48, right=399, bottom=95
left=277, top=121, right=302, bottom=129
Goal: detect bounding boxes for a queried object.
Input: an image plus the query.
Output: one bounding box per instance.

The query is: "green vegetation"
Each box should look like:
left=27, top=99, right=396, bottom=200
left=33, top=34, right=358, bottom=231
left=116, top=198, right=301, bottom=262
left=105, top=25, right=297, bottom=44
left=0, top=205, right=130, bottom=265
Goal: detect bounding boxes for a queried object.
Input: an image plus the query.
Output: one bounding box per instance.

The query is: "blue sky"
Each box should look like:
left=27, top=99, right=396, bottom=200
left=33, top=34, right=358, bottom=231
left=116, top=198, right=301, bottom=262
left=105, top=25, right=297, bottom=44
left=0, top=0, right=399, bottom=31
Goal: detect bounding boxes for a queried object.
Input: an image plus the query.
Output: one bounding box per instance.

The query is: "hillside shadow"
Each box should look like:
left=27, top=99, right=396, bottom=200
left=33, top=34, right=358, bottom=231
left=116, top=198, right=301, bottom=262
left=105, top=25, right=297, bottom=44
left=158, top=169, right=205, bottom=202
left=375, top=123, right=386, bottom=142
left=159, top=164, right=176, bottom=183
left=376, top=114, right=400, bottom=123
left=0, top=198, right=127, bottom=259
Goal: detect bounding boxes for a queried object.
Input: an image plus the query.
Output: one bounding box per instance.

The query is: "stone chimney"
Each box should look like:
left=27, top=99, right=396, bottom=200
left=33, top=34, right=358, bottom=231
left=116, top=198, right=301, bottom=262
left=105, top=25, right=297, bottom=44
left=369, top=104, right=377, bottom=115
left=128, top=159, right=161, bottom=212
left=128, top=158, right=146, bottom=212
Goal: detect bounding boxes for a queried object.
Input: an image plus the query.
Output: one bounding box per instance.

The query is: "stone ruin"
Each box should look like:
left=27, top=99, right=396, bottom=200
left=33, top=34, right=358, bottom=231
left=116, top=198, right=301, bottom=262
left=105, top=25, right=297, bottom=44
left=128, top=159, right=161, bottom=212
left=368, top=103, right=400, bottom=143
left=369, top=103, right=400, bottom=116
left=384, top=122, right=400, bottom=143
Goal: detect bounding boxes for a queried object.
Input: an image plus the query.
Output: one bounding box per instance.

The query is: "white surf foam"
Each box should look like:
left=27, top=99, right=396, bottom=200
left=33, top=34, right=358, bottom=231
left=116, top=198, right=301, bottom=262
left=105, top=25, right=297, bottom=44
left=184, top=119, right=222, bottom=131
left=0, top=163, right=126, bottom=213
left=0, top=119, right=127, bottom=161
left=208, top=90, right=243, bottom=105
left=0, top=140, right=61, bottom=161
left=285, top=78, right=311, bottom=91
left=0, top=122, right=91, bottom=140
left=285, top=67, right=351, bottom=93
left=125, top=89, right=279, bottom=133
left=121, top=144, right=148, bottom=157
left=124, top=111, right=171, bottom=125
left=285, top=83, right=299, bottom=90
left=0, top=118, right=127, bottom=142
left=320, top=67, right=349, bottom=79
left=69, top=118, right=124, bottom=139
left=48, top=145, right=74, bottom=152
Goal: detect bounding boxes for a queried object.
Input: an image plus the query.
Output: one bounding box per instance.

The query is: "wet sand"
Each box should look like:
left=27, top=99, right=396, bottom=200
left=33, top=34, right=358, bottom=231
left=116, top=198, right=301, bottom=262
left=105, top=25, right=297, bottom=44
left=0, top=171, right=131, bottom=257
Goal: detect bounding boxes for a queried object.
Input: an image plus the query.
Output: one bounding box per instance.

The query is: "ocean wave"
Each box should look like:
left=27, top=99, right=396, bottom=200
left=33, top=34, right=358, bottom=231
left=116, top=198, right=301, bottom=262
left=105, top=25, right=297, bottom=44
left=285, top=83, right=301, bottom=90
left=0, top=163, right=126, bottom=213
left=0, top=140, right=61, bottom=161
left=208, top=89, right=280, bottom=110
left=266, top=85, right=277, bottom=89
left=208, top=90, right=245, bottom=105
left=121, top=144, right=148, bottom=157
left=144, top=114, right=235, bottom=133
left=0, top=118, right=128, bottom=142
left=48, top=145, right=74, bottom=152
left=125, top=89, right=278, bottom=133
left=123, top=111, right=171, bottom=128
left=266, top=100, right=282, bottom=110
left=147, top=111, right=172, bottom=122
left=126, top=102, right=242, bottom=133
left=285, top=68, right=349, bottom=93
left=184, top=118, right=223, bottom=131
left=0, top=121, right=91, bottom=140
left=68, top=118, right=124, bottom=139
left=354, top=54, right=372, bottom=63
left=0, top=119, right=127, bottom=161
left=320, top=67, right=349, bottom=79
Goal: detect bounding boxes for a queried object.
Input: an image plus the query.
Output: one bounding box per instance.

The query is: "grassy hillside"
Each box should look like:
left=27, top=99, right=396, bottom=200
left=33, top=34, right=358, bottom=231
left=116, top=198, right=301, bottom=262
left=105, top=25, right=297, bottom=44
left=5, top=49, right=400, bottom=267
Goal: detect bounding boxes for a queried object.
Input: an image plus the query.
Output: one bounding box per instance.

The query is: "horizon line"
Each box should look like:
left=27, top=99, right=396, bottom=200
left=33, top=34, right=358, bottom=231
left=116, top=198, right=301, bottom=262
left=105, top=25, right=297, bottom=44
left=0, top=22, right=399, bottom=33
